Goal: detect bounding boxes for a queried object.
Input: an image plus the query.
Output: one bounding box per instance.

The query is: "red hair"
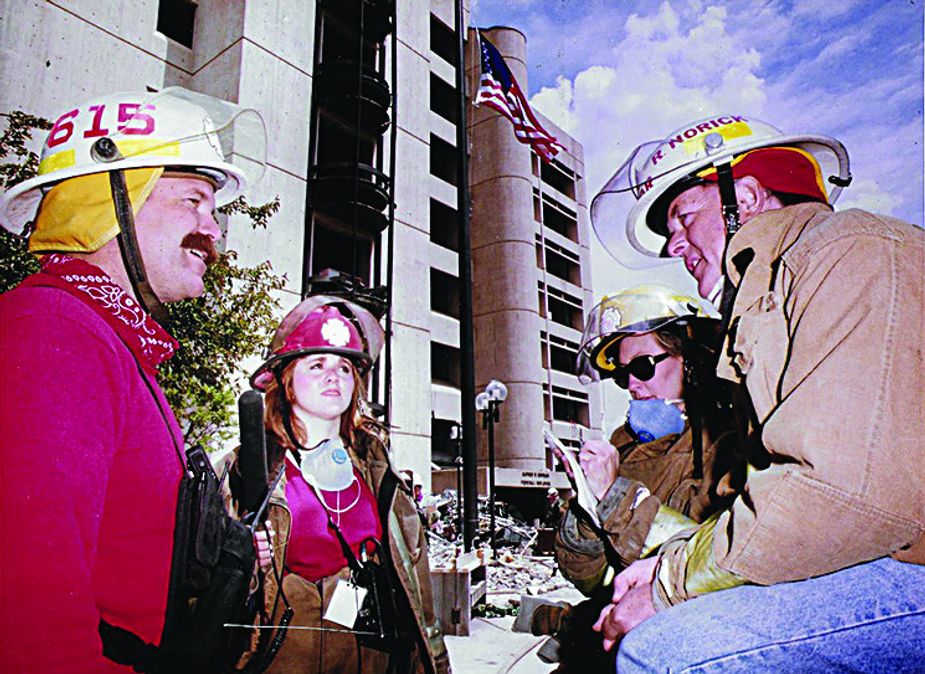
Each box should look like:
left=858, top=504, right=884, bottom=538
left=263, top=356, right=375, bottom=456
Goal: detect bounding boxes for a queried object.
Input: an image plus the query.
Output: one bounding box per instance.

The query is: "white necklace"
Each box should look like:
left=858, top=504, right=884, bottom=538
left=315, top=477, right=361, bottom=514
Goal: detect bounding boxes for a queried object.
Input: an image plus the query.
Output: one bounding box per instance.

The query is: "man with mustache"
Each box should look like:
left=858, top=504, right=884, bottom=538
left=588, top=115, right=924, bottom=672
left=0, top=88, right=267, bottom=673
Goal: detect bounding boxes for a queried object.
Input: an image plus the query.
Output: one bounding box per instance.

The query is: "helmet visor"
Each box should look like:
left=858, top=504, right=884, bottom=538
left=591, top=123, right=850, bottom=268
left=103, top=87, right=267, bottom=199
left=576, top=287, right=715, bottom=383
left=590, top=139, right=701, bottom=269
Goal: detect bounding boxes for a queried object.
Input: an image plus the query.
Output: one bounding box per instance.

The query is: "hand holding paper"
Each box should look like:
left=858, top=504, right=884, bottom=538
left=543, top=425, right=601, bottom=527
left=578, top=439, right=620, bottom=501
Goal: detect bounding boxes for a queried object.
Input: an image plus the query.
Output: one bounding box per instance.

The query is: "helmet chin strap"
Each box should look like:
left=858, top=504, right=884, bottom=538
left=93, top=138, right=169, bottom=325
left=713, top=159, right=741, bottom=328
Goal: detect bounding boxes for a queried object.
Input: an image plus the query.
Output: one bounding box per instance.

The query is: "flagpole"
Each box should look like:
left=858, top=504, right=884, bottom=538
left=455, top=1, right=479, bottom=551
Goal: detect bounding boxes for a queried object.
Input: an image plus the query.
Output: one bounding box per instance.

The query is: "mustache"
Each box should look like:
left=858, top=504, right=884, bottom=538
left=181, top=232, right=219, bottom=266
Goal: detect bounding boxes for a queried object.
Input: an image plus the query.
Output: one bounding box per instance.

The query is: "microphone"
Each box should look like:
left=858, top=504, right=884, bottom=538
left=238, top=389, right=268, bottom=516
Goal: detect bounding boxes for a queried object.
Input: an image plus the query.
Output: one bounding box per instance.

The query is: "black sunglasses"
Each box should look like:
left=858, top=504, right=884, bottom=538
left=606, top=352, right=671, bottom=389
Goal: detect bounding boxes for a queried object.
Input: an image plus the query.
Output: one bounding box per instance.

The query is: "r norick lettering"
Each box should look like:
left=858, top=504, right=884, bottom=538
left=667, top=116, right=748, bottom=150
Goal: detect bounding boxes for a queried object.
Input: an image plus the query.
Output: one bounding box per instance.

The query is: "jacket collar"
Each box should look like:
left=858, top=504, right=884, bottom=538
left=716, top=202, right=832, bottom=385
left=725, top=202, right=833, bottom=288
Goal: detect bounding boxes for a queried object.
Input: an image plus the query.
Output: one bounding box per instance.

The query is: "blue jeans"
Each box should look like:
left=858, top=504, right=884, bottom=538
left=616, top=557, right=925, bottom=673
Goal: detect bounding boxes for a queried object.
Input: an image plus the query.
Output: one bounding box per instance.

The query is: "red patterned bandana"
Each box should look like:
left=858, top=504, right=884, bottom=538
left=38, top=254, right=179, bottom=368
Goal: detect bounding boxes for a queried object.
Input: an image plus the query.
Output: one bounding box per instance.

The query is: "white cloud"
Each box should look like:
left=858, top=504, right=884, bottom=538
left=791, top=0, right=863, bottom=20
left=531, top=2, right=772, bottom=194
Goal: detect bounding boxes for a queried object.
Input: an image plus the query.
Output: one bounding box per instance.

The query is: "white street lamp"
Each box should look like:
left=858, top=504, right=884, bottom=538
left=476, top=380, right=507, bottom=552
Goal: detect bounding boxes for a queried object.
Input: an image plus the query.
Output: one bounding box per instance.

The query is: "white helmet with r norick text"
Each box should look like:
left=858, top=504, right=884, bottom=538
left=590, top=114, right=851, bottom=269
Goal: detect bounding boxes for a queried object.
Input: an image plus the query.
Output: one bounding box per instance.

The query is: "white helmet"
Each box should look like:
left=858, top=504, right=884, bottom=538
left=591, top=114, right=850, bottom=268
left=0, top=87, right=267, bottom=235
left=576, top=285, right=715, bottom=384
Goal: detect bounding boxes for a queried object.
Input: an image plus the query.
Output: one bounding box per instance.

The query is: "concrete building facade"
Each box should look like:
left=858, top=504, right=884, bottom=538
left=0, top=1, right=599, bottom=495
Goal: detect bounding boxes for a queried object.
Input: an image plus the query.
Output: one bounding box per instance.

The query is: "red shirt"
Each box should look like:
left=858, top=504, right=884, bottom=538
left=0, top=256, right=184, bottom=673
left=283, top=455, right=382, bottom=582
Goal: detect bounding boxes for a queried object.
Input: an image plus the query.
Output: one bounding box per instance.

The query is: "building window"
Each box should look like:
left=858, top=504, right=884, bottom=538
left=542, top=196, right=578, bottom=242
left=540, top=160, right=576, bottom=199
left=430, top=134, right=458, bottom=186
left=430, top=15, right=457, bottom=66
left=543, top=245, right=581, bottom=285
left=431, top=418, right=461, bottom=466
left=541, top=332, right=580, bottom=375
left=320, top=10, right=377, bottom=67
left=545, top=286, right=584, bottom=330
left=430, top=74, right=458, bottom=125
left=157, top=0, right=196, bottom=49
left=430, top=199, right=459, bottom=251
left=317, top=114, right=375, bottom=166
left=543, top=385, right=589, bottom=425
left=431, top=268, right=460, bottom=318
left=309, top=220, right=373, bottom=286
left=432, top=342, right=461, bottom=388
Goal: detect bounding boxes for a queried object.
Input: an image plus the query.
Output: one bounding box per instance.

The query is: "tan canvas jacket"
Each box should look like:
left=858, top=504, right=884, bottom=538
left=214, top=425, right=450, bottom=674
left=555, top=423, right=734, bottom=595
left=654, top=203, right=925, bottom=608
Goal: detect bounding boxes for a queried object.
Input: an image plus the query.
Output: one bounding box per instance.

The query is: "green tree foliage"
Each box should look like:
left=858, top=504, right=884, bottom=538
left=0, top=109, right=286, bottom=449
left=0, top=112, right=49, bottom=291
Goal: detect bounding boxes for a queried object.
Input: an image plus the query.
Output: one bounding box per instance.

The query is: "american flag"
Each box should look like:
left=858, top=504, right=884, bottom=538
left=473, top=31, right=561, bottom=163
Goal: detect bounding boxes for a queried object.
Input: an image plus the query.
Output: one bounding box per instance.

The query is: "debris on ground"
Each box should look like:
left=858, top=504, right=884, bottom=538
left=471, top=602, right=518, bottom=618
left=425, top=490, right=572, bottom=613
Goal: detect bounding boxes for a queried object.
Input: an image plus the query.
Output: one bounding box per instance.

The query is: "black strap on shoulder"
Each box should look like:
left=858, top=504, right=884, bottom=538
left=376, top=468, right=400, bottom=536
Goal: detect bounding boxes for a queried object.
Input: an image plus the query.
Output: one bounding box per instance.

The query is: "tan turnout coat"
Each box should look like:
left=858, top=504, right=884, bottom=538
left=215, top=425, right=450, bottom=674
left=656, top=203, right=925, bottom=605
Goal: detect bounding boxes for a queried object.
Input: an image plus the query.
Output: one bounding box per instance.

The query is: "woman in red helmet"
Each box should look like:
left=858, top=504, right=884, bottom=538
left=220, top=296, right=449, bottom=674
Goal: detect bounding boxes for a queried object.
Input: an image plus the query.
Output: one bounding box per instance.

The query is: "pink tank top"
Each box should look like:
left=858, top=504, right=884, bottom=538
left=283, top=454, right=382, bottom=582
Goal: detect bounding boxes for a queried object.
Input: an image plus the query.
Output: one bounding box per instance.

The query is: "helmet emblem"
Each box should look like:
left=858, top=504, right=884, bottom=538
left=321, top=317, right=351, bottom=347
left=600, top=307, right=622, bottom=334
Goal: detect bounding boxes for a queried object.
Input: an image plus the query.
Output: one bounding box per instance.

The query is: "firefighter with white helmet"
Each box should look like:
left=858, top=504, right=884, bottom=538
left=0, top=88, right=268, bottom=672
left=0, top=87, right=265, bottom=321
left=590, top=115, right=925, bottom=672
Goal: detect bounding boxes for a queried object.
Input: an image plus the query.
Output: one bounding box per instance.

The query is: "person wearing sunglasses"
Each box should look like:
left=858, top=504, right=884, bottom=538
left=530, top=286, right=737, bottom=670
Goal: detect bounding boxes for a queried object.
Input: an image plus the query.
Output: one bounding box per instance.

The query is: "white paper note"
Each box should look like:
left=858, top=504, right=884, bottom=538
left=543, top=425, right=601, bottom=527
left=324, top=579, right=368, bottom=628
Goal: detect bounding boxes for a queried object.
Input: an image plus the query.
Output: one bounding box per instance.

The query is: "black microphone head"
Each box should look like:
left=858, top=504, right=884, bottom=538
left=238, top=390, right=268, bottom=513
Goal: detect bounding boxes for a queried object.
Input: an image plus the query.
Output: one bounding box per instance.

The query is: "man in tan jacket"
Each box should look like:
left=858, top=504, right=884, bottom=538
left=588, top=114, right=924, bottom=672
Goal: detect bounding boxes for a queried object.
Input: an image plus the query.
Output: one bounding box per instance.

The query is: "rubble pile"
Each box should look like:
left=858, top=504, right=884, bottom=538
left=424, top=490, right=572, bottom=599
left=423, top=490, right=540, bottom=554
left=488, top=550, right=571, bottom=597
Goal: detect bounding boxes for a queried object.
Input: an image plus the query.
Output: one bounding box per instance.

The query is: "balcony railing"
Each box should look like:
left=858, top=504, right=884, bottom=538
left=308, top=161, right=391, bottom=233
left=315, top=61, right=391, bottom=134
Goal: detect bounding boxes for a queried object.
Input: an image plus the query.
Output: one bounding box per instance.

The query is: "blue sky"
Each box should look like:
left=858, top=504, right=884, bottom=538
left=471, top=0, right=923, bottom=421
